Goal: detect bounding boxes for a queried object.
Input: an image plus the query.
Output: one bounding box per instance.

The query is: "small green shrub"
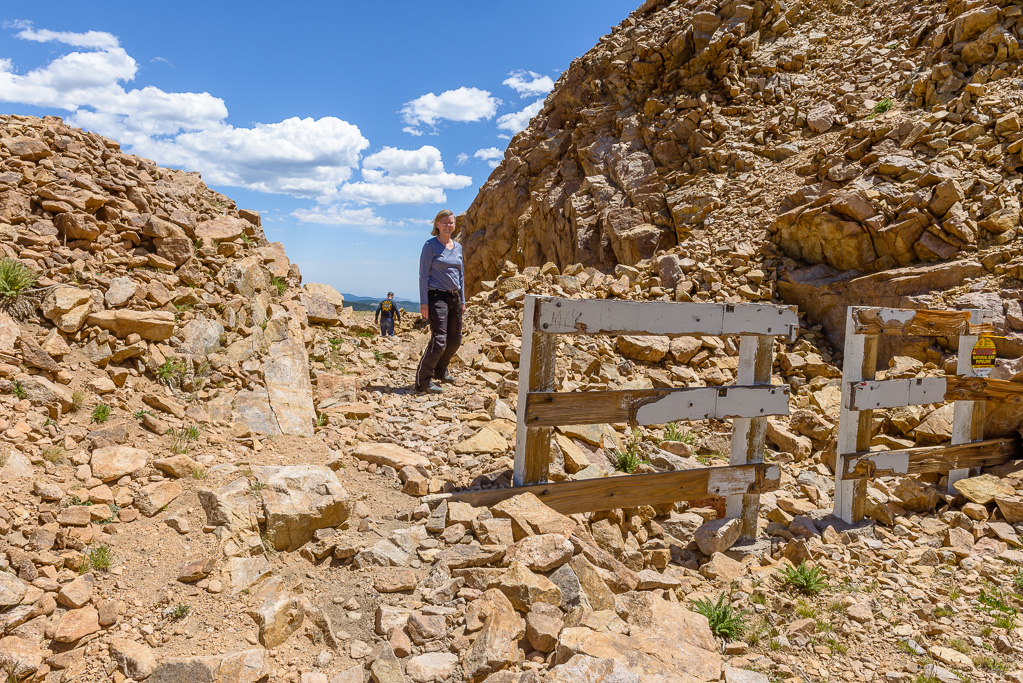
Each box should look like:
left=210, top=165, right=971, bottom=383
left=271, top=276, right=287, bottom=295
left=170, top=604, right=190, bottom=621
left=90, top=404, right=111, bottom=424
left=191, top=467, right=208, bottom=480
left=315, top=413, right=327, bottom=427
left=873, top=97, right=893, bottom=114
left=133, top=409, right=153, bottom=421
left=691, top=593, right=748, bottom=640
left=664, top=422, right=695, bottom=443
left=71, top=390, right=86, bottom=412
left=157, top=357, right=186, bottom=387
left=239, top=233, right=255, bottom=246
left=10, top=380, right=26, bottom=400
left=973, top=654, right=1009, bottom=673
left=780, top=561, right=828, bottom=594
left=0, top=258, right=38, bottom=307
left=87, top=544, right=113, bottom=572
left=947, top=637, right=970, bottom=654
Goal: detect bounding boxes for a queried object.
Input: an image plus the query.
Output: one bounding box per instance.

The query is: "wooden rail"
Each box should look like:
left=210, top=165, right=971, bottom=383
left=433, top=463, right=781, bottom=516
left=524, top=385, right=789, bottom=427
left=839, top=438, right=1021, bottom=479
left=848, top=376, right=1023, bottom=410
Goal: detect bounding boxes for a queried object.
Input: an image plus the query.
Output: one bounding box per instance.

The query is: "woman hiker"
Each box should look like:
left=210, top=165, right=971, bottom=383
left=415, top=209, right=464, bottom=394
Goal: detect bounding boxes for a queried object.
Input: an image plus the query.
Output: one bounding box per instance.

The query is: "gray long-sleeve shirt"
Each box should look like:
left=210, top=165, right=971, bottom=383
left=419, top=237, right=464, bottom=304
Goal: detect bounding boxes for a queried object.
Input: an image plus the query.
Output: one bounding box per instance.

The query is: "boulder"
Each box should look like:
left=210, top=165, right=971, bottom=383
left=353, top=442, right=431, bottom=469
left=196, top=215, right=249, bottom=242
left=109, top=638, right=157, bottom=680
left=617, top=335, right=669, bottom=362
left=90, top=446, right=150, bottom=482
left=694, top=517, right=742, bottom=555
left=251, top=465, right=350, bottom=552
left=247, top=585, right=305, bottom=649
left=41, top=286, right=92, bottom=332
left=86, top=310, right=176, bottom=341
left=148, top=649, right=270, bottom=683
left=0, top=636, right=42, bottom=681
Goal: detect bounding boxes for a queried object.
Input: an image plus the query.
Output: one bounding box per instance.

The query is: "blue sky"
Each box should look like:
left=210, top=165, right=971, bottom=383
left=0, top=2, right=632, bottom=301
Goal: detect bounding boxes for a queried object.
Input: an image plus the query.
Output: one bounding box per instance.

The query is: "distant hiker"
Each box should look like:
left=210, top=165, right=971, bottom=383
left=415, top=209, right=464, bottom=394
left=375, top=291, right=401, bottom=337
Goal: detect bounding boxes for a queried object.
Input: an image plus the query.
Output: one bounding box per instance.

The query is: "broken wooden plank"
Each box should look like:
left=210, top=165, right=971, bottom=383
left=852, top=307, right=993, bottom=337
left=848, top=377, right=947, bottom=410
left=524, top=384, right=790, bottom=427
left=533, top=298, right=798, bottom=339
left=514, top=296, right=558, bottom=486
left=434, top=462, right=781, bottom=515
left=839, top=438, right=1021, bottom=479
left=945, top=376, right=1023, bottom=404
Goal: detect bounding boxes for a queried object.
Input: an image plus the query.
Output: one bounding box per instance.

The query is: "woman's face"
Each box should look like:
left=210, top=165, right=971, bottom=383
left=436, top=215, right=456, bottom=238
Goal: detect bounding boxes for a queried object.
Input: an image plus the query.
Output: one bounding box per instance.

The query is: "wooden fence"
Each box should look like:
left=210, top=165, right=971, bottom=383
left=447, top=295, right=799, bottom=542
left=834, top=306, right=1023, bottom=523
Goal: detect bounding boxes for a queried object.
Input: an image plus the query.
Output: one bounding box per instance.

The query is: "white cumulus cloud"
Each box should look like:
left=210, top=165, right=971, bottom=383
left=400, top=86, right=499, bottom=135
left=292, top=206, right=385, bottom=227
left=474, top=147, right=503, bottom=168
left=503, top=69, right=554, bottom=97
left=456, top=152, right=469, bottom=165
left=496, top=98, right=544, bottom=133
left=339, top=145, right=473, bottom=205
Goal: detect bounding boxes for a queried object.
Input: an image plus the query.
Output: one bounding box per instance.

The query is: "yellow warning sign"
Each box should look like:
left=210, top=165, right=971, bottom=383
left=971, top=336, right=996, bottom=377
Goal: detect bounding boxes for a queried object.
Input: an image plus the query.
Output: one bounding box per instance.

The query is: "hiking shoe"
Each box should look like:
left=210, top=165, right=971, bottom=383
left=438, top=373, right=456, bottom=383
left=416, top=382, right=443, bottom=394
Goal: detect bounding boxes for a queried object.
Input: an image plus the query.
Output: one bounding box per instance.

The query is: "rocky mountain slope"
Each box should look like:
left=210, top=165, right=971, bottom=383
left=461, top=0, right=1023, bottom=353
left=4, top=1, right=1023, bottom=678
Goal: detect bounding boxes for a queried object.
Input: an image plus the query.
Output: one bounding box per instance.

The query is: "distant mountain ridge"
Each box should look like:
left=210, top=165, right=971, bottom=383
left=340, top=292, right=419, bottom=312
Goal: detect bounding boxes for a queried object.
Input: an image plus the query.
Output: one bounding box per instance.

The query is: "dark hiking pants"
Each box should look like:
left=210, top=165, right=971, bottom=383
left=380, top=318, right=394, bottom=336
left=416, top=289, right=462, bottom=389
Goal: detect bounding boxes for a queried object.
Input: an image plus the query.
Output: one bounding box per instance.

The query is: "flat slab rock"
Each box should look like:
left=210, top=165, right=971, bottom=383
left=353, top=442, right=431, bottom=470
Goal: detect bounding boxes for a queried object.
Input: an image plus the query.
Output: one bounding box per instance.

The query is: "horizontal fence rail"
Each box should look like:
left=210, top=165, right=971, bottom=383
left=534, top=298, right=799, bottom=339
left=524, top=385, right=790, bottom=427
left=439, top=463, right=782, bottom=516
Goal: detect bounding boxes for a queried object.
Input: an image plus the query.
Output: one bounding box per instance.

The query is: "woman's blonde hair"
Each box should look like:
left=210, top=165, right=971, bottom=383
left=431, top=209, right=455, bottom=237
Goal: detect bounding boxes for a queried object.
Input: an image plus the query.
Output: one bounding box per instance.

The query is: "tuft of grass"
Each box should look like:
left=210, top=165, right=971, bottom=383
left=239, top=233, right=255, bottom=246
left=935, top=605, right=955, bottom=618
left=157, top=357, right=186, bottom=387
left=947, top=637, right=970, bottom=654
left=751, top=592, right=767, bottom=606
left=0, top=257, right=38, bottom=307
left=872, top=97, right=893, bottom=114
left=372, top=350, right=384, bottom=363
left=71, top=390, right=85, bottom=412
left=0, top=452, right=7, bottom=468
left=86, top=544, right=113, bottom=572
left=169, top=426, right=199, bottom=455
left=780, top=561, right=828, bottom=594
left=913, top=675, right=940, bottom=683
left=794, top=599, right=819, bottom=619
left=315, top=413, right=327, bottom=428
left=610, top=428, right=647, bottom=474
left=10, top=380, right=26, bottom=400
left=41, top=446, right=65, bottom=464
left=1013, top=569, right=1023, bottom=592
left=994, top=614, right=1015, bottom=631
left=250, top=480, right=266, bottom=491
left=90, top=404, right=111, bottom=424
left=664, top=422, right=695, bottom=443
left=271, top=276, right=287, bottom=296
left=691, top=593, right=748, bottom=640
left=973, top=654, right=1009, bottom=674
left=170, top=604, right=190, bottom=621
left=191, top=467, right=208, bottom=480
left=133, top=409, right=153, bottom=421
left=824, top=636, right=847, bottom=654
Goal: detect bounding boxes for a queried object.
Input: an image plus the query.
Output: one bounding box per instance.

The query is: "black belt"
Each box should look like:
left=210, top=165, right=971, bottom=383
left=429, top=289, right=459, bottom=295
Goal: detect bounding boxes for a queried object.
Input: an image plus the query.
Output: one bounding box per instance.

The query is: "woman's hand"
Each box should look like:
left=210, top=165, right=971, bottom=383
left=420, top=304, right=429, bottom=318
left=462, top=303, right=466, bottom=313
